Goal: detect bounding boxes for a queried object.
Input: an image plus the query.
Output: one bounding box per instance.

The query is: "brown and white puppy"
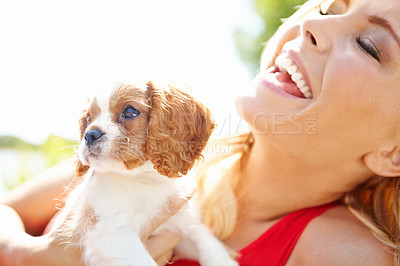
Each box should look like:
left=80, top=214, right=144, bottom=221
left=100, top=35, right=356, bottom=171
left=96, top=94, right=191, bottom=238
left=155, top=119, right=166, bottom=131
left=49, top=81, right=238, bottom=266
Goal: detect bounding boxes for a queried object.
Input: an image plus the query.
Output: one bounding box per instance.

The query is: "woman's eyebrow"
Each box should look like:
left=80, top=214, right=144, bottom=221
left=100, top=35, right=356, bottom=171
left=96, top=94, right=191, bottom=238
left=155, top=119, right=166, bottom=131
left=369, top=15, right=400, bottom=49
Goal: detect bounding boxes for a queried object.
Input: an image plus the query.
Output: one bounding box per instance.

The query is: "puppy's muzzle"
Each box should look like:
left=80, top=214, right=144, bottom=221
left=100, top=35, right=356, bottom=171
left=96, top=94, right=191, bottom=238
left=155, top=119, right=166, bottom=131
left=85, top=129, right=104, bottom=146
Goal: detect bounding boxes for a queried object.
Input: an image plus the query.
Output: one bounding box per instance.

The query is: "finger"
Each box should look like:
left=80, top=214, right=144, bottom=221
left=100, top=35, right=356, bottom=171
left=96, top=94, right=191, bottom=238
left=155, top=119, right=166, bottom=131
left=146, top=230, right=182, bottom=259
left=141, top=196, right=190, bottom=239
left=155, top=250, right=174, bottom=266
left=171, top=253, right=184, bottom=262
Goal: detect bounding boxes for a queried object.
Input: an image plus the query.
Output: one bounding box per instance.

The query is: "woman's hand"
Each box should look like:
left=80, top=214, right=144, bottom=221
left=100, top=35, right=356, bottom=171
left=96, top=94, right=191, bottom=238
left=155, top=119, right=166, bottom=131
left=141, top=197, right=189, bottom=266
left=145, top=230, right=183, bottom=265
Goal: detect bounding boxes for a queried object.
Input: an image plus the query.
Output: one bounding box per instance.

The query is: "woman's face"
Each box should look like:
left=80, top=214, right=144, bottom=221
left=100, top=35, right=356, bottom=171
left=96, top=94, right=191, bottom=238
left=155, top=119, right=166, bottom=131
left=236, top=0, right=400, bottom=166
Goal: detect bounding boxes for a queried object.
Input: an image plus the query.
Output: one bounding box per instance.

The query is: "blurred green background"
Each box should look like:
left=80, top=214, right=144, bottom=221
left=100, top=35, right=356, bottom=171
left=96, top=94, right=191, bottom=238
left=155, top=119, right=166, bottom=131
left=0, top=135, right=77, bottom=191
left=234, top=0, right=307, bottom=74
left=0, top=0, right=306, bottom=191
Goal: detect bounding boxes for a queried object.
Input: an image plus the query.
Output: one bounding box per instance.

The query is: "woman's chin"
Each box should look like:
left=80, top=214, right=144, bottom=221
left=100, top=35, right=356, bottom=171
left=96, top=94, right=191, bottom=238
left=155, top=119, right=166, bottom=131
left=234, top=92, right=250, bottom=122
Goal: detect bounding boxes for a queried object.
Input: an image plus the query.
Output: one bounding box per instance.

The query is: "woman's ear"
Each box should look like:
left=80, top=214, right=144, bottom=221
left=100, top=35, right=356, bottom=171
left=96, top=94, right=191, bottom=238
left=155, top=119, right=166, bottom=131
left=364, top=146, right=400, bottom=177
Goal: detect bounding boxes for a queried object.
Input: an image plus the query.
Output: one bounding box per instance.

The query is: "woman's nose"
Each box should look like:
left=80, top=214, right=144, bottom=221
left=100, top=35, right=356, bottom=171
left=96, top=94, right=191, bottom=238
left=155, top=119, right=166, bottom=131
left=301, top=18, right=333, bottom=53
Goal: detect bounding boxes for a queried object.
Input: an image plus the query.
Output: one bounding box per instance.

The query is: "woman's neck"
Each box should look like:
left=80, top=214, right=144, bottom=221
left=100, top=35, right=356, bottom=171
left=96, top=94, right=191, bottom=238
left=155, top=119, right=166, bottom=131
left=236, top=137, right=370, bottom=222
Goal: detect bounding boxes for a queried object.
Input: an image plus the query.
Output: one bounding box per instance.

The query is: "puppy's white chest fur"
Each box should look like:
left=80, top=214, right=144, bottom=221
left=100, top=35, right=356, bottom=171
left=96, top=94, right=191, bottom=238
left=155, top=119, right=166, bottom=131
left=78, top=163, right=187, bottom=265
left=68, top=162, right=237, bottom=266
left=86, top=163, right=183, bottom=233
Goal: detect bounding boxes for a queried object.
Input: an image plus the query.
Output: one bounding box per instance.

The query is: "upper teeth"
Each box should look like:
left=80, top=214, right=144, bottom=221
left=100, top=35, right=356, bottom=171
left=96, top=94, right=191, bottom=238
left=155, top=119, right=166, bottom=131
left=275, top=54, right=313, bottom=99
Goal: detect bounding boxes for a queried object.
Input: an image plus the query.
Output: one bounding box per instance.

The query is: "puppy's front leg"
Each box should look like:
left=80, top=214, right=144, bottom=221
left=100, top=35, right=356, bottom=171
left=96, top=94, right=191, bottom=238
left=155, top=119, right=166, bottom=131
left=84, top=226, right=157, bottom=266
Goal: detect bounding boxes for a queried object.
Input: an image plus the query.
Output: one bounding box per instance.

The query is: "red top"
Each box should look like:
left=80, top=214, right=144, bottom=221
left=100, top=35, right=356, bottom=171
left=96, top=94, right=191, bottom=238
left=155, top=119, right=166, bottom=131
left=172, top=203, right=338, bottom=266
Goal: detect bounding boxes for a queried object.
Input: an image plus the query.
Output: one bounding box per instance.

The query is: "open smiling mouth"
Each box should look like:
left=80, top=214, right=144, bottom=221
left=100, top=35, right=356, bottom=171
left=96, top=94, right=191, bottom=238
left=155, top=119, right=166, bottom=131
left=267, top=54, right=313, bottom=99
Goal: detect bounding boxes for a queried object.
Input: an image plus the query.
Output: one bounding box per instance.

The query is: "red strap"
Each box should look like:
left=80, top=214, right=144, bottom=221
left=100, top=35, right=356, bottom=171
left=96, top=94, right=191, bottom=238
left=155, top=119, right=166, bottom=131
left=171, top=203, right=337, bottom=266
left=238, top=203, right=338, bottom=266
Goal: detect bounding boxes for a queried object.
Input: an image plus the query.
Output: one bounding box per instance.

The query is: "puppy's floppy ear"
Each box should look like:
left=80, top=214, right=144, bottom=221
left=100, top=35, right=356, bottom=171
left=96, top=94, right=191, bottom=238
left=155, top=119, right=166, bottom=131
left=75, top=98, right=93, bottom=177
left=146, top=81, right=216, bottom=178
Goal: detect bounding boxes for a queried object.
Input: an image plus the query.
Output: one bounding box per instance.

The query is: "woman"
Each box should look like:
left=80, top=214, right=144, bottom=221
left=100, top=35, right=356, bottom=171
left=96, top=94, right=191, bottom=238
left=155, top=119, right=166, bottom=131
left=190, top=0, right=398, bottom=264
left=0, top=0, right=398, bottom=264
left=177, top=0, right=398, bottom=264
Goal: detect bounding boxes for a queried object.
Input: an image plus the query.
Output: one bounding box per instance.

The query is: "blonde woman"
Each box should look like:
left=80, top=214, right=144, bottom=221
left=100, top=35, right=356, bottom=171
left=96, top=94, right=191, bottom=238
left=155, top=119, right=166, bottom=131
left=174, top=0, right=399, bottom=264
left=0, top=0, right=398, bottom=265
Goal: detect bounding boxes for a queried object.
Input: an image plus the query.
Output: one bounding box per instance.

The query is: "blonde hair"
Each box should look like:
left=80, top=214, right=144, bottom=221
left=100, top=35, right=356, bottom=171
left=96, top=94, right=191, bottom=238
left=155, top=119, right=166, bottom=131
left=345, top=177, right=400, bottom=259
left=195, top=0, right=400, bottom=258
left=196, top=133, right=253, bottom=240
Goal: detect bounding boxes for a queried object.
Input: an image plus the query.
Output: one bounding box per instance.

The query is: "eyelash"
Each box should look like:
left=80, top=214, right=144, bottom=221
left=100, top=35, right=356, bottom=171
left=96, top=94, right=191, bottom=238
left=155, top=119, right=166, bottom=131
left=356, top=36, right=381, bottom=62
left=317, top=6, right=328, bottom=16
left=317, top=5, right=381, bottom=62
left=317, top=4, right=335, bottom=16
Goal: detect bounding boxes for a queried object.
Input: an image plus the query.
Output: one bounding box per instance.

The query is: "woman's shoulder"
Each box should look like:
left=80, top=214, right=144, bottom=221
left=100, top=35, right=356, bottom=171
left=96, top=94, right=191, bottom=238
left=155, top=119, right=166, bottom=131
left=288, top=205, right=395, bottom=265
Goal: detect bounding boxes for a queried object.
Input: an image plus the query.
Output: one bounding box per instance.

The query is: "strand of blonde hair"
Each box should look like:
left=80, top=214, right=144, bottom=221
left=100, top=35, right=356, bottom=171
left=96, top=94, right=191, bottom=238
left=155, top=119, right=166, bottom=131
left=345, top=176, right=400, bottom=262
left=195, top=133, right=253, bottom=240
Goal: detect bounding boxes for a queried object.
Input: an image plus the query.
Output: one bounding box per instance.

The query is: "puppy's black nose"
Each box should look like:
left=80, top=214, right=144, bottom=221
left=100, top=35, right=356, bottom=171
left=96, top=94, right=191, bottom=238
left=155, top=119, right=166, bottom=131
left=85, top=129, right=104, bottom=146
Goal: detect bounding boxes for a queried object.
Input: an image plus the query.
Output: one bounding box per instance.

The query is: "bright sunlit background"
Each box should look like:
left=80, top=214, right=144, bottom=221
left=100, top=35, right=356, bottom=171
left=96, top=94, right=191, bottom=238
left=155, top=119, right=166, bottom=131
left=0, top=0, right=261, bottom=194
left=0, top=0, right=262, bottom=144
left=0, top=0, right=305, bottom=194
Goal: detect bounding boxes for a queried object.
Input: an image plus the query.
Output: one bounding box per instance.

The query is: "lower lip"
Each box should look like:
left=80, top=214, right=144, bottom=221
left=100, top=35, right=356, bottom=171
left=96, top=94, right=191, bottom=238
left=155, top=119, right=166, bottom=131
left=258, top=69, right=305, bottom=100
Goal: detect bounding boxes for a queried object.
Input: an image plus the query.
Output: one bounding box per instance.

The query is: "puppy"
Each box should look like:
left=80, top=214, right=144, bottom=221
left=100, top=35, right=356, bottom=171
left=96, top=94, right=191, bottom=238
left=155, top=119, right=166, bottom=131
left=49, top=81, right=238, bottom=266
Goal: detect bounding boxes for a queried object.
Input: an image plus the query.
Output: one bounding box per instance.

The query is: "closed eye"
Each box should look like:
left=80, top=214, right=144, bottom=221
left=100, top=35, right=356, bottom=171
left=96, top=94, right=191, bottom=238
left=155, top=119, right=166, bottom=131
left=356, top=36, right=381, bottom=61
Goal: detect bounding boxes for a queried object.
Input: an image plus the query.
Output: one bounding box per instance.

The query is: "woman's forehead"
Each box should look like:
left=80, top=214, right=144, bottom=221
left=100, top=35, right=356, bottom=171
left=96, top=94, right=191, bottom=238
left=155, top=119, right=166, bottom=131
left=347, top=0, right=400, bottom=13
left=352, top=0, right=400, bottom=34
left=312, top=0, right=400, bottom=10
left=310, top=0, right=400, bottom=32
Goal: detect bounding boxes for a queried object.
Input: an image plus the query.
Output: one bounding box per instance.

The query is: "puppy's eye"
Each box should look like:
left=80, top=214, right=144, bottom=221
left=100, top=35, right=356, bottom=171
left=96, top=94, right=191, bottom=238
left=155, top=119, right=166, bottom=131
left=87, top=115, right=92, bottom=124
left=121, top=106, right=140, bottom=120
